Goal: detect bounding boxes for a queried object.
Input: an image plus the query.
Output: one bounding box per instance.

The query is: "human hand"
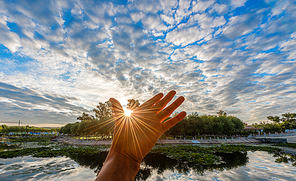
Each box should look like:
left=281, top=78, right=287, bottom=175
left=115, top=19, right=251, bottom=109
left=108, top=90, right=186, bottom=164
left=96, top=91, right=186, bottom=181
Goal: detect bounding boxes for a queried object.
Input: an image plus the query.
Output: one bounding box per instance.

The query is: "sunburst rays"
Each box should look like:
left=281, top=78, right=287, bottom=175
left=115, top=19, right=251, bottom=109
left=123, top=108, right=133, bottom=116
left=110, top=110, right=162, bottom=160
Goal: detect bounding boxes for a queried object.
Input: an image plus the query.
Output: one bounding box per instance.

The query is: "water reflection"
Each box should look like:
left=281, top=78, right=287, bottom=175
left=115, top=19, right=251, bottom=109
left=1, top=151, right=296, bottom=180
left=69, top=151, right=296, bottom=181
left=68, top=152, right=108, bottom=174
left=0, top=156, right=96, bottom=181
left=68, top=151, right=249, bottom=180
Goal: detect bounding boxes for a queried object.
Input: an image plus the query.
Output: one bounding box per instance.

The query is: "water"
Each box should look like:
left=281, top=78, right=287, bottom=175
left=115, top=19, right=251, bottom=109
left=0, top=151, right=295, bottom=181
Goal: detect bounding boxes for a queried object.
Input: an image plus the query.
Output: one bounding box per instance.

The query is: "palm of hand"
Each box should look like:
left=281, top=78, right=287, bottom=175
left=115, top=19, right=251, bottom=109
left=109, top=91, right=186, bottom=163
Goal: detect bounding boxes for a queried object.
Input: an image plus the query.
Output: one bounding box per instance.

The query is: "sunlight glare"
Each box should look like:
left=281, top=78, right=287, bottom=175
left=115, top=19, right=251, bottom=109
left=124, top=108, right=133, bottom=116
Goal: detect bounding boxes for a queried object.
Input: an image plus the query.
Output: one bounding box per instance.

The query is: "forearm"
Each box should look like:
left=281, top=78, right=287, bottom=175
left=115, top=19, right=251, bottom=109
left=95, top=150, right=141, bottom=181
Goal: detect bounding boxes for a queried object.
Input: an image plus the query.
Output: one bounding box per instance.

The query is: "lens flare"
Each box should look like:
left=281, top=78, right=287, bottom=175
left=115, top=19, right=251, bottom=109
left=124, top=108, right=132, bottom=116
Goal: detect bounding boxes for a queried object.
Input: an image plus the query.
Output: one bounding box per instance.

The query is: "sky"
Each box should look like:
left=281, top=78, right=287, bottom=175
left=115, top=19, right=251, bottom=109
left=0, top=0, right=295, bottom=127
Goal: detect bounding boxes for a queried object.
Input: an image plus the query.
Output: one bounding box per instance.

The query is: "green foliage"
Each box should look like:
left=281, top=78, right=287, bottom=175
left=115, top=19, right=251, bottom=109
left=267, top=116, right=280, bottom=123
left=0, top=145, right=103, bottom=158
left=60, top=101, right=115, bottom=136
left=0, top=143, right=20, bottom=150
left=92, top=101, right=113, bottom=120
left=151, top=144, right=281, bottom=165
left=263, top=123, right=282, bottom=133
left=60, top=117, right=115, bottom=136
left=273, top=143, right=296, bottom=149
left=62, top=101, right=244, bottom=137
left=166, top=113, right=244, bottom=136
left=0, top=125, right=59, bottom=134
left=0, top=147, right=52, bottom=158
left=0, top=143, right=284, bottom=168
left=252, top=112, right=296, bottom=133
left=9, top=137, right=51, bottom=143
left=217, top=110, right=227, bottom=116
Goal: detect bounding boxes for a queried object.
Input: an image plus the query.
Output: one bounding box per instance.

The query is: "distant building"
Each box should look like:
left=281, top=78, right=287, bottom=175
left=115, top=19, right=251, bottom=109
left=243, top=125, right=263, bottom=132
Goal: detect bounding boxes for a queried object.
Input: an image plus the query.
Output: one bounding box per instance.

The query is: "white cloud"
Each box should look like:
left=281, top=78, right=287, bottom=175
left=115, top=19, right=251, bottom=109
left=142, top=15, right=167, bottom=32
left=165, top=26, right=209, bottom=46
left=130, top=12, right=146, bottom=23
left=211, top=3, right=228, bottom=14
left=270, top=0, right=289, bottom=16
left=231, top=0, right=247, bottom=8
left=0, top=0, right=296, bottom=126
left=221, top=13, right=263, bottom=39
left=160, top=14, right=175, bottom=25
left=0, top=24, right=21, bottom=53
left=192, top=0, right=215, bottom=13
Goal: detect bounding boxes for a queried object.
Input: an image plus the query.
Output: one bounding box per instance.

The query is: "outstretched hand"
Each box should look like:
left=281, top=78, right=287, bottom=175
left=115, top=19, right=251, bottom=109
left=96, top=91, right=186, bottom=181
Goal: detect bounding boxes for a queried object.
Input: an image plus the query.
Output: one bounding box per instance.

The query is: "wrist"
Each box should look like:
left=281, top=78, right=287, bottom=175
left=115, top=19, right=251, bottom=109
left=96, top=149, right=141, bottom=181
left=106, top=148, right=141, bottom=171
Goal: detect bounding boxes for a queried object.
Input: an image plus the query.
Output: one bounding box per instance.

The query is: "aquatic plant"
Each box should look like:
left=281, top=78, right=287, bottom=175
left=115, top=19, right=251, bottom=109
left=273, top=143, right=296, bottom=149
left=0, top=145, right=104, bottom=159
left=151, top=144, right=281, bottom=165
left=0, top=143, right=20, bottom=151
left=9, top=137, right=51, bottom=143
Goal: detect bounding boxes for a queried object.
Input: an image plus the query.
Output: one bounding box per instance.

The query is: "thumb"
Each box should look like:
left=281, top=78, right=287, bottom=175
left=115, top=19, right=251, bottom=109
left=109, top=98, right=124, bottom=116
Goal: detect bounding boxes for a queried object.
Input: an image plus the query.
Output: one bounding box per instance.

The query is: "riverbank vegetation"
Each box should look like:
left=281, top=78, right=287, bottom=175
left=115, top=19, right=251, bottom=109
left=252, top=113, right=296, bottom=133
left=0, top=143, right=287, bottom=166
left=273, top=143, right=296, bottom=149
left=9, top=137, right=51, bottom=143
left=0, top=145, right=104, bottom=158
left=0, top=125, right=60, bottom=135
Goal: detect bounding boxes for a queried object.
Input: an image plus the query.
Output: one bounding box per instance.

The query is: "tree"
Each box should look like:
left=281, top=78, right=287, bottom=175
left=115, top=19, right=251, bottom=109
left=186, top=113, right=203, bottom=136
left=60, top=123, right=73, bottom=134
left=267, top=116, right=280, bottom=123
left=92, top=101, right=113, bottom=120
left=62, top=100, right=127, bottom=136
left=263, top=123, right=282, bottom=133
left=127, top=99, right=140, bottom=110
left=77, top=112, right=94, bottom=121
left=217, top=110, right=227, bottom=116
left=218, top=116, right=235, bottom=135
left=70, top=122, right=80, bottom=135
left=264, top=113, right=296, bottom=132
left=281, top=113, right=296, bottom=125
left=228, top=116, right=244, bottom=134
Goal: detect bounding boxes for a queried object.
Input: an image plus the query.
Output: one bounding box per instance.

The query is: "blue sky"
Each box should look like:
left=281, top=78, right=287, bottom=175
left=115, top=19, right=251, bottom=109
left=0, top=0, right=295, bottom=127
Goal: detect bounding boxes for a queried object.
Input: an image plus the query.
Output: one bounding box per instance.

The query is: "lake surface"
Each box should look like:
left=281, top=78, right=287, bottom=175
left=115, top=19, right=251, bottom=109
left=0, top=151, right=296, bottom=181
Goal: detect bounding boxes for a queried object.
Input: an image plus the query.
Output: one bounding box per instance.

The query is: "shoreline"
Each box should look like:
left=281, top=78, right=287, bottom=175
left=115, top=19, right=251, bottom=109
left=56, top=136, right=262, bottom=146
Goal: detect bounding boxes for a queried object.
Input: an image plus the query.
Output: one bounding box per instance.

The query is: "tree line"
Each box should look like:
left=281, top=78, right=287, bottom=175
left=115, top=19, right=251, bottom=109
left=59, top=100, right=245, bottom=137
left=165, top=112, right=245, bottom=137
left=252, top=113, right=296, bottom=133
left=0, top=125, right=60, bottom=134
left=60, top=101, right=114, bottom=136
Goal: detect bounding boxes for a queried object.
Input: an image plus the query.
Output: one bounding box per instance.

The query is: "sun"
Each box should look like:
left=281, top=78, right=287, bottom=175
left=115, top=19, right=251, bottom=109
left=124, top=108, right=133, bottom=117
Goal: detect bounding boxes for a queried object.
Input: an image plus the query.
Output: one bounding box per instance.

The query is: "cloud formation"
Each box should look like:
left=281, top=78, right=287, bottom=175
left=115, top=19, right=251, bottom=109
left=0, top=0, right=295, bottom=126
